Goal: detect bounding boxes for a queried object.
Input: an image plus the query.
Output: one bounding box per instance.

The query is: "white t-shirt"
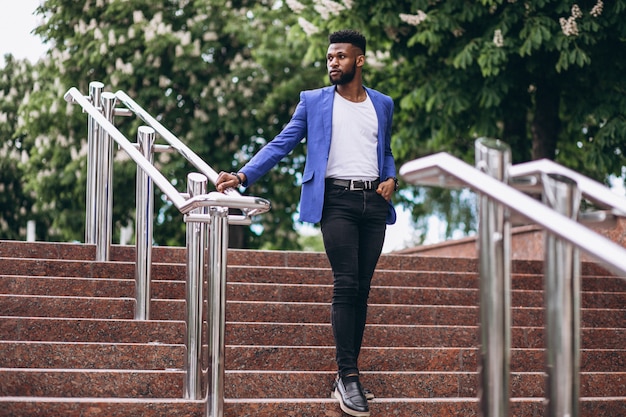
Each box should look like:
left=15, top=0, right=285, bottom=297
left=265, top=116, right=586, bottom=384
left=325, top=90, right=379, bottom=180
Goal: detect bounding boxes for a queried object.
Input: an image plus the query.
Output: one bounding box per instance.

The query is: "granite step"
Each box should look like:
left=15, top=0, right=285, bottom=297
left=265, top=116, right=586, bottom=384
left=0, top=341, right=184, bottom=370
left=0, top=317, right=185, bottom=344
left=1, top=240, right=625, bottom=416
left=0, top=281, right=626, bottom=320
left=2, top=255, right=624, bottom=292
left=2, top=342, right=623, bottom=374
left=2, top=309, right=624, bottom=350
left=0, top=240, right=619, bottom=276
left=2, top=368, right=624, bottom=399
left=2, top=276, right=624, bottom=328
left=1, top=396, right=624, bottom=417
left=227, top=301, right=626, bottom=328
left=0, top=397, right=205, bottom=417
left=225, top=322, right=626, bottom=349
left=224, top=346, right=626, bottom=373
left=224, top=370, right=626, bottom=399
left=0, top=368, right=185, bottom=398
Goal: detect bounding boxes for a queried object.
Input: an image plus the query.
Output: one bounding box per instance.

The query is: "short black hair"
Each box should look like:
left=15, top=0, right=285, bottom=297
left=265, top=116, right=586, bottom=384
left=328, top=30, right=366, bottom=54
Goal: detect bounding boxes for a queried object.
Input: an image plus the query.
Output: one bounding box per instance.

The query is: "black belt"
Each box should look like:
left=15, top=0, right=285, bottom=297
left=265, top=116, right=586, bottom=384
left=327, top=178, right=380, bottom=191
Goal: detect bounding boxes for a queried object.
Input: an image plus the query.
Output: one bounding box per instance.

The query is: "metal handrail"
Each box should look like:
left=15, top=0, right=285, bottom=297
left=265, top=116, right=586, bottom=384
left=113, top=91, right=269, bottom=219
left=66, top=84, right=271, bottom=417
left=66, top=87, right=188, bottom=210
left=400, top=152, right=626, bottom=276
left=509, top=158, right=626, bottom=216
left=400, top=149, right=626, bottom=417
left=67, top=87, right=269, bottom=218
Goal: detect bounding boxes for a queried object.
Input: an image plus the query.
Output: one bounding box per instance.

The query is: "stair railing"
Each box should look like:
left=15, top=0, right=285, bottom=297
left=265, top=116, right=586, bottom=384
left=399, top=138, right=626, bottom=417
left=65, top=84, right=271, bottom=416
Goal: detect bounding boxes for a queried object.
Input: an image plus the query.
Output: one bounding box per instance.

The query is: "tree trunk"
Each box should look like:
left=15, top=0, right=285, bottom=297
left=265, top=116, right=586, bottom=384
left=531, top=78, right=560, bottom=160
left=503, top=109, right=530, bottom=163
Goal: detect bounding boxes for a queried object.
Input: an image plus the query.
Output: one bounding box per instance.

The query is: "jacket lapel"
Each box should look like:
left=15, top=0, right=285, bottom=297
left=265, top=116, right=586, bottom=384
left=321, top=86, right=334, bottom=147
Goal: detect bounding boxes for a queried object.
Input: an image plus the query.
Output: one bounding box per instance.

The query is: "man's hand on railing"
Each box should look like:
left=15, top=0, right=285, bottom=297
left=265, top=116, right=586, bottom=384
left=216, top=171, right=246, bottom=193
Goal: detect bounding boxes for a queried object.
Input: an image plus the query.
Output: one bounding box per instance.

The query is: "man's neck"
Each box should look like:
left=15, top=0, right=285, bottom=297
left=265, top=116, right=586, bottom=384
left=335, top=83, right=366, bottom=103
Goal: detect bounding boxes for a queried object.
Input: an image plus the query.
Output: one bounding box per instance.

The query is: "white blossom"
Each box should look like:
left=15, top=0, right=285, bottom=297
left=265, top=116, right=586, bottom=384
left=399, top=10, right=428, bottom=26
left=286, top=0, right=306, bottom=13
left=493, top=29, right=504, bottom=47
left=203, top=31, right=218, bottom=42
left=115, top=58, right=133, bottom=74
left=75, top=20, right=88, bottom=35
left=159, top=76, right=171, bottom=88
left=108, top=29, right=116, bottom=46
left=343, top=0, right=354, bottom=9
left=591, top=0, right=603, bottom=17
left=192, top=39, right=201, bottom=57
left=179, top=31, right=191, bottom=46
left=559, top=16, right=579, bottom=36
left=321, top=0, right=345, bottom=15
left=133, top=10, right=145, bottom=23
left=314, top=4, right=330, bottom=20
left=298, top=17, right=319, bottom=36
left=571, top=4, right=583, bottom=19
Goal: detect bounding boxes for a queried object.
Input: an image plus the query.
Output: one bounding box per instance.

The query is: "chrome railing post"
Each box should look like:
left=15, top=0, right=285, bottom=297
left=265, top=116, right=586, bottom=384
left=85, top=81, right=104, bottom=244
left=135, top=126, right=156, bottom=320
left=184, top=173, right=208, bottom=399
left=95, top=92, right=117, bottom=261
left=475, top=138, right=512, bottom=417
left=542, top=173, right=581, bottom=417
left=206, top=206, right=229, bottom=417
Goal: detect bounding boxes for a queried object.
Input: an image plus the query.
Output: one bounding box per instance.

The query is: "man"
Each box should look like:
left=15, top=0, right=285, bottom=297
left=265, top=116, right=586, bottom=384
left=216, top=29, right=397, bottom=417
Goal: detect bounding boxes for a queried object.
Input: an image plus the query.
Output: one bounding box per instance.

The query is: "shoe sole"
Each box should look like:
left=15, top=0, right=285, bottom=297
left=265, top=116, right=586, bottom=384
left=333, top=388, right=370, bottom=417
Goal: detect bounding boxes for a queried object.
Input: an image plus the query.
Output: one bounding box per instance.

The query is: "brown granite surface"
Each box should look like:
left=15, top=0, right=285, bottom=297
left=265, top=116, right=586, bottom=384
left=401, top=218, right=626, bottom=265
left=1, top=397, right=624, bottom=417
left=0, top=341, right=184, bottom=369
left=0, top=240, right=625, bottom=415
left=0, top=317, right=185, bottom=344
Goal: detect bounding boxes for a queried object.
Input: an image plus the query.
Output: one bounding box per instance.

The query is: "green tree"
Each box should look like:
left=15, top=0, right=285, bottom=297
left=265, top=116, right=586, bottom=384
left=0, top=56, right=43, bottom=239
left=5, top=0, right=624, bottom=248
left=276, top=0, right=625, bottom=240
left=17, top=0, right=318, bottom=248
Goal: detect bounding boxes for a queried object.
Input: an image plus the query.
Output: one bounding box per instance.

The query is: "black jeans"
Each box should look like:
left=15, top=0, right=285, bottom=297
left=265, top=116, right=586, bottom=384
left=320, top=181, right=388, bottom=378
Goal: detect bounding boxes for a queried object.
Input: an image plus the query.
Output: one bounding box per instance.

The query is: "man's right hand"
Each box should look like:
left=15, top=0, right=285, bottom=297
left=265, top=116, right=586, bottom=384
left=216, top=171, right=245, bottom=193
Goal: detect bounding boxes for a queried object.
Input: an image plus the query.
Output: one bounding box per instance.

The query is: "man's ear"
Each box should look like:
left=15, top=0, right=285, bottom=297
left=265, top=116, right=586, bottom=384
left=356, top=54, right=365, bottom=67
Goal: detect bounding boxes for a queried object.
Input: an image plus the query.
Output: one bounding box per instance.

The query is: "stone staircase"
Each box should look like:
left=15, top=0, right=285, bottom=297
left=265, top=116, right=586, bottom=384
left=0, top=239, right=625, bottom=416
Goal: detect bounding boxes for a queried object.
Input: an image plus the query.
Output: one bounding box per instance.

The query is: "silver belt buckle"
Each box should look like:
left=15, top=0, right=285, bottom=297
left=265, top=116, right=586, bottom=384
left=350, top=180, right=369, bottom=190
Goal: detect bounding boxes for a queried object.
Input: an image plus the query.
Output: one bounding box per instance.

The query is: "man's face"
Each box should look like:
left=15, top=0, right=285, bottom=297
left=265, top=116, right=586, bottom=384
left=327, top=43, right=362, bottom=85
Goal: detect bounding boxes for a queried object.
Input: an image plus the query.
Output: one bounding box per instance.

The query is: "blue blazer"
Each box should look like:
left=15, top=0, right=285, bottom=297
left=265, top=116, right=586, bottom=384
left=240, top=85, right=397, bottom=225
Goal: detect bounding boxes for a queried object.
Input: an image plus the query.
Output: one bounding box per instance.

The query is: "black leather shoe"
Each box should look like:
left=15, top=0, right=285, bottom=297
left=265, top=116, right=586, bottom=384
left=359, top=382, right=375, bottom=400
left=332, top=379, right=375, bottom=401
left=333, top=376, right=370, bottom=417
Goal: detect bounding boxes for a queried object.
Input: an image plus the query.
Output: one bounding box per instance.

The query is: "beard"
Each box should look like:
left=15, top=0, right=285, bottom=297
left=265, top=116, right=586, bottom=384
left=329, top=60, right=357, bottom=85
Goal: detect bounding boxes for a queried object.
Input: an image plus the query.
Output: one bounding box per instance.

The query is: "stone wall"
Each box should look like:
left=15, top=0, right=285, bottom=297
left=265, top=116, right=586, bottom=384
left=396, top=218, right=626, bottom=261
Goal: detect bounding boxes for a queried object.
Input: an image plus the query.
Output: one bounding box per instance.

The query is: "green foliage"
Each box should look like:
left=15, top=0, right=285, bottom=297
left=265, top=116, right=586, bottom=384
left=1, top=0, right=624, bottom=247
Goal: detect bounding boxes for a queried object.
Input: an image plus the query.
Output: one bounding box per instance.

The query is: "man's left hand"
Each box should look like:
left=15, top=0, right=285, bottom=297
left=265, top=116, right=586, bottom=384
left=376, top=178, right=396, bottom=202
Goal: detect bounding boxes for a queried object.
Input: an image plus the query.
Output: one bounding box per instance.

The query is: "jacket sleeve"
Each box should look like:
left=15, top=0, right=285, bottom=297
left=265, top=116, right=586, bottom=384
left=382, top=96, right=396, bottom=181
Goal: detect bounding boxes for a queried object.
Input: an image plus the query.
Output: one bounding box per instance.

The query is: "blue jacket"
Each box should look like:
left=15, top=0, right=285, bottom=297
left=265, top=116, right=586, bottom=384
left=240, top=85, right=397, bottom=225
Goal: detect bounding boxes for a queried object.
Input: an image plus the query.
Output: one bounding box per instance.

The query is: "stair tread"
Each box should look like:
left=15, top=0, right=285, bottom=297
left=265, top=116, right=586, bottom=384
left=1, top=240, right=625, bottom=415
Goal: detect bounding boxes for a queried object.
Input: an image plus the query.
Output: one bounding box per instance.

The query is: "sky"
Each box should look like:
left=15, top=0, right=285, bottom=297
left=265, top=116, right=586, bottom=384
left=0, top=0, right=47, bottom=64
